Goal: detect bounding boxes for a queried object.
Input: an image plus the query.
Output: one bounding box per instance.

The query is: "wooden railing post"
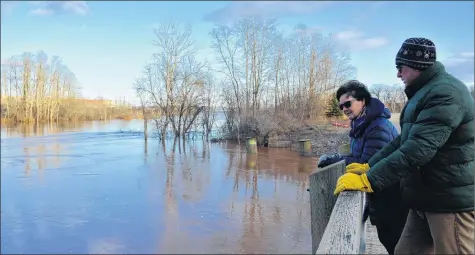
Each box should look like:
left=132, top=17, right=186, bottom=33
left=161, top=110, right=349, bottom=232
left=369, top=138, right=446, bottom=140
left=309, top=160, right=368, bottom=254
left=308, top=160, right=346, bottom=254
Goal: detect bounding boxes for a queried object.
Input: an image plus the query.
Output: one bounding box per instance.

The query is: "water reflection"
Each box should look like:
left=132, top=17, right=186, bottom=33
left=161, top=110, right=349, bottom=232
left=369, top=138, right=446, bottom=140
left=4, top=131, right=69, bottom=177
left=2, top=121, right=90, bottom=138
left=1, top=120, right=315, bottom=254
left=298, top=157, right=315, bottom=173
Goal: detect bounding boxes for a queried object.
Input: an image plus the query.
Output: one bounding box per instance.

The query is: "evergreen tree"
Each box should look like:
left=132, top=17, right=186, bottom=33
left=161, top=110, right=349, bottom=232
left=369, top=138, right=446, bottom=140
left=325, top=97, right=342, bottom=118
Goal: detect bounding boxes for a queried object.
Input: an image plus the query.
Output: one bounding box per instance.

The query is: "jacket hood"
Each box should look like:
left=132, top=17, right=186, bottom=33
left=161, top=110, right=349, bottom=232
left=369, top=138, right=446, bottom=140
left=349, top=97, right=391, bottom=138
left=366, top=97, right=391, bottom=121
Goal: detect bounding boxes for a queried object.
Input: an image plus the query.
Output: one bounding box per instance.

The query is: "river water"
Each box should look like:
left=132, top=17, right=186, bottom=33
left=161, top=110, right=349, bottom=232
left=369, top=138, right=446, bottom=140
left=1, top=120, right=316, bottom=254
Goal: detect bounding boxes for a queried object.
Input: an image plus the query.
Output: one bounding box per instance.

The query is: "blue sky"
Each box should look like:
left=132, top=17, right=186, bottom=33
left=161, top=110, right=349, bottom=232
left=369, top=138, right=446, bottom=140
left=2, top=1, right=474, bottom=104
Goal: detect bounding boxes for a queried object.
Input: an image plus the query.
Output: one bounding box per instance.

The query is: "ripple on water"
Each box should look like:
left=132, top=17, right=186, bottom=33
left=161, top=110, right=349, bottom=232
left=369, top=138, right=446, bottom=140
left=1, top=154, right=105, bottom=172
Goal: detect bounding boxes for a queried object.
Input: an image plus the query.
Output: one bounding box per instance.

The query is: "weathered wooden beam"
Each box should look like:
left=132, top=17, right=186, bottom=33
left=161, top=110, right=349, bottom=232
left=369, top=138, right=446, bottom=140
left=315, top=190, right=366, bottom=254
left=309, top=160, right=346, bottom=254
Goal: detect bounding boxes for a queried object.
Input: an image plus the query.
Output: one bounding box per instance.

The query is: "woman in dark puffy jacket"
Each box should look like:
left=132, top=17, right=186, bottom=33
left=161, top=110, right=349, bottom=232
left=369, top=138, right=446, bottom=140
left=317, top=80, right=408, bottom=255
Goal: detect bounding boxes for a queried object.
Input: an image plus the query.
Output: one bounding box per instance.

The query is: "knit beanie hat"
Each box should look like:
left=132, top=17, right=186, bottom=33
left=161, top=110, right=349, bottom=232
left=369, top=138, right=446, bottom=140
left=395, top=38, right=436, bottom=71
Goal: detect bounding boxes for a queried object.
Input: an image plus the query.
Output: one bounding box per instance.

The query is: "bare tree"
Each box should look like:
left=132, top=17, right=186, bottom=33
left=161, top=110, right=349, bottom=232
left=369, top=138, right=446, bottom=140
left=134, top=78, right=150, bottom=140
left=210, top=23, right=245, bottom=142
left=370, top=84, right=385, bottom=100
left=201, top=72, right=219, bottom=140
left=134, top=19, right=209, bottom=140
left=370, top=83, right=407, bottom=112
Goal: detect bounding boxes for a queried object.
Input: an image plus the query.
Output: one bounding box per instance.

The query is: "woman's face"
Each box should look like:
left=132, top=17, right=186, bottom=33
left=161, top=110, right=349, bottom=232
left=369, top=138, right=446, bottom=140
left=339, top=94, right=365, bottom=120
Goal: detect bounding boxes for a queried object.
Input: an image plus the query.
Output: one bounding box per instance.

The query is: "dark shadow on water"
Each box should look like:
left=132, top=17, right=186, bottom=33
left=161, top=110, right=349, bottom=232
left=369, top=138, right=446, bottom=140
left=1, top=120, right=315, bottom=254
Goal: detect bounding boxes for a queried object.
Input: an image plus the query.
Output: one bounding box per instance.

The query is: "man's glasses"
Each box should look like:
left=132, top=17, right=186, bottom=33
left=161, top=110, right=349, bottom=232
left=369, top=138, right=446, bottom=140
left=396, top=65, right=402, bottom=73
left=339, top=100, right=353, bottom=111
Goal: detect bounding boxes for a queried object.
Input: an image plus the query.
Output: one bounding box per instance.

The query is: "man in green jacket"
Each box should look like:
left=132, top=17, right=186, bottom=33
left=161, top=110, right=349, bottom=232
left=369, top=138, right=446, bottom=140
left=335, top=37, right=474, bottom=254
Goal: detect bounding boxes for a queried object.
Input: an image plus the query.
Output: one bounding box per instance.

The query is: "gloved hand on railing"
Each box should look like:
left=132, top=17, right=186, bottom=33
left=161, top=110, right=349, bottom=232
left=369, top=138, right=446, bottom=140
left=317, top=153, right=342, bottom=168
left=345, top=163, right=370, bottom=174
left=334, top=173, right=374, bottom=195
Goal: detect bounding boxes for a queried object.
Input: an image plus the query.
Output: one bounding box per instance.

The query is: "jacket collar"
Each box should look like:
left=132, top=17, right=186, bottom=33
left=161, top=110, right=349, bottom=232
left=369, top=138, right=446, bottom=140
left=404, top=61, right=446, bottom=99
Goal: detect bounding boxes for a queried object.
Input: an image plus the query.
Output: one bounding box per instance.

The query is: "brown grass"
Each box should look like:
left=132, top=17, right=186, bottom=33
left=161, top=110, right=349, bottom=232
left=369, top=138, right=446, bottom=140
left=302, top=115, right=350, bottom=127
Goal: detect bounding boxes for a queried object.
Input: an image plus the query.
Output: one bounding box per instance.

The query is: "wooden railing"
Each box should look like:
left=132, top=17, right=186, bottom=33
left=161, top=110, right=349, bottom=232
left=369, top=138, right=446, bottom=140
left=309, top=160, right=367, bottom=254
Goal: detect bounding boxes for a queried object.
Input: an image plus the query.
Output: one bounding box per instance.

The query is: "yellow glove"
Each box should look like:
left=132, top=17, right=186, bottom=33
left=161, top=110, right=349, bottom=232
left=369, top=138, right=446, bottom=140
left=345, top=163, right=370, bottom=174
left=334, top=173, right=374, bottom=195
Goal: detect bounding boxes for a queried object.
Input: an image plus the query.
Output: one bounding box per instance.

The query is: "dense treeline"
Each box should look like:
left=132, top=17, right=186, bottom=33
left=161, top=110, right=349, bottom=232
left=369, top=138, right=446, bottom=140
left=134, top=17, right=363, bottom=143
left=0, top=51, right=139, bottom=123
left=369, top=83, right=407, bottom=112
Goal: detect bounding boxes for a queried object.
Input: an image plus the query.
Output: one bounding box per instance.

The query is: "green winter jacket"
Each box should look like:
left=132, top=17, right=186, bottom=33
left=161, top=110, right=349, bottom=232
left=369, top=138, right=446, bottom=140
left=367, top=61, right=474, bottom=212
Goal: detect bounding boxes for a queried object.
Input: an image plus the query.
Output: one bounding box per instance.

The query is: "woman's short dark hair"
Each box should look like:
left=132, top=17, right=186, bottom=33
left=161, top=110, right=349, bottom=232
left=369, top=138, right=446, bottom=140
left=336, top=80, right=371, bottom=105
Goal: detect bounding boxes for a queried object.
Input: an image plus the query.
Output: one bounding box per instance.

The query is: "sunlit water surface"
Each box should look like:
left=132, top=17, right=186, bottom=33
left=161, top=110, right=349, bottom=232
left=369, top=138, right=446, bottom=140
left=1, top=120, right=315, bottom=254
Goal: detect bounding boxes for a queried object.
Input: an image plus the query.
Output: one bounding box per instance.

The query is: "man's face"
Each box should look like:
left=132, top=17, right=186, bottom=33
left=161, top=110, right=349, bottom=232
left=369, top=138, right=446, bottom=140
left=397, top=65, right=421, bottom=87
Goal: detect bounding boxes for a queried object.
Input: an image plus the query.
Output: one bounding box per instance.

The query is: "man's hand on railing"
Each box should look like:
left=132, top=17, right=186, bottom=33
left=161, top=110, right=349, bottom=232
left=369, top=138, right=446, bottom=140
left=345, top=163, right=370, bottom=174
left=334, top=173, right=374, bottom=195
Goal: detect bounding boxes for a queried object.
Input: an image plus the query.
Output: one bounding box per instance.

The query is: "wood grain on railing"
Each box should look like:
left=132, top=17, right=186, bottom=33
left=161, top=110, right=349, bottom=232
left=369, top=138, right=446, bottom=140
left=316, top=191, right=366, bottom=254
left=308, top=160, right=346, bottom=254
left=309, top=160, right=367, bottom=254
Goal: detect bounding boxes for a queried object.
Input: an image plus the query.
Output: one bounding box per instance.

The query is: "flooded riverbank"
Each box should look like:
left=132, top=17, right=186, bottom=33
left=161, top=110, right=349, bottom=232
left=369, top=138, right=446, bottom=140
left=1, top=120, right=315, bottom=254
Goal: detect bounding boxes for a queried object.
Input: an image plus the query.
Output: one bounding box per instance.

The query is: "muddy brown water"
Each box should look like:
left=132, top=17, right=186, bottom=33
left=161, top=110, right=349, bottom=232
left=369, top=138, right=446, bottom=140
left=1, top=120, right=316, bottom=254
